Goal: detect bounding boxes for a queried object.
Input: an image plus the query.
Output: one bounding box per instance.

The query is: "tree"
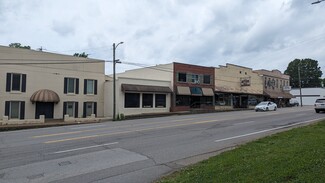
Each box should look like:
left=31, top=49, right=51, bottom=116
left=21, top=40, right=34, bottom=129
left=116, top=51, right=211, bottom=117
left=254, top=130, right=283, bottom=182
left=73, top=52, right=88, bottom=58
left=284, top=58, right=322, bottom=88
left=9, top=43, right=31, bottom=49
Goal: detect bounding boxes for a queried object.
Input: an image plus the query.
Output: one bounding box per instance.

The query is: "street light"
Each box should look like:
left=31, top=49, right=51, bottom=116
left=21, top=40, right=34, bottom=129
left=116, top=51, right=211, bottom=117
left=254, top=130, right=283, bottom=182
left=298, top=61, right=303, bottom=107
left=113, top=42, right=124, bottom=121
left=311, top=0, right=325, bottom=4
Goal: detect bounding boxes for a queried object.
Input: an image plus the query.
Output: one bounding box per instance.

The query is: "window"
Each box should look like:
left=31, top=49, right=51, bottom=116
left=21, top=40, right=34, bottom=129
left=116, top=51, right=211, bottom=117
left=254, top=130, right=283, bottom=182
left=6, top=73, right=26, bottom=92
left=64, top=77, right=79, bottom=94
left=203, top=75, right=211, bottom=84
left=176, top=96, right=190, bottom=106
left=83, top=102, right=97, bottom=117
left=5, top=101, right=25, bottom=119
left=215, top=93, right=231, bottom=106
left=125, top=93, right=140, bottom=108
left=63, top=102, right=78, bottom=118
left=178, top=73, right=187, bottom=82
left=155, top=94, right=166, bottom=108
left=84, top=79, right=97, bottom=95
left=142, top=94, right=153, bottom=108
left=191, top=74, right=199, bottom=83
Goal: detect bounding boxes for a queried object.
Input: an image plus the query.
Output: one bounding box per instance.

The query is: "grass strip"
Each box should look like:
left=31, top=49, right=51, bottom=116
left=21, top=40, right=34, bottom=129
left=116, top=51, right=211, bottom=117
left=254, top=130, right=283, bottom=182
left=158, top=120, right=325, bottom=183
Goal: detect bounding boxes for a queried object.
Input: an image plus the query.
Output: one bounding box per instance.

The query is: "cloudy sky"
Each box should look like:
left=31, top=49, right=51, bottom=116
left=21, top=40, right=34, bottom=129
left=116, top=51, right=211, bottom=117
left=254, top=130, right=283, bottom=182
left=0, top=0, right=324, bottom=76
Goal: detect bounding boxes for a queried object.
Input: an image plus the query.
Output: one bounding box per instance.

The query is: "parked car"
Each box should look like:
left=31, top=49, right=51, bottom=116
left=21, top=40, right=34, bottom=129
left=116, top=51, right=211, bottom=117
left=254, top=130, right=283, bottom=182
left=289, top=99, right=299, bottom=107
left=255, top=101, right=277, bottom=112
left=314, top=98, right=325, bottom=113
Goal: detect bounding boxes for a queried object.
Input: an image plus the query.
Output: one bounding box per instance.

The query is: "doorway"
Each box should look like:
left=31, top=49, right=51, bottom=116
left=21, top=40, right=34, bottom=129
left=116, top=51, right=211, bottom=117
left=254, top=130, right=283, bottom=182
left=35, top=102, right=54, bottom=119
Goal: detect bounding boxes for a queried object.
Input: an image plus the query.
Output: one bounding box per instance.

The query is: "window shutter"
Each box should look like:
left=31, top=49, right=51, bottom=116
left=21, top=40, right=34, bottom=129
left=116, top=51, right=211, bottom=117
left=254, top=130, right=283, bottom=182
left=83, top=102, right=86, bottom=118
left=22, top=74, right=27, bottom=92
left=74, top=102, right=78, bottom=118
left=64, top=78, right=67, bottom=94
left=6, top=73, right=11, bottom=92
left=76, top=78, right=79, bottom=94
left=84, top=79, right=87, bottom=94
left=63, top=102, right=67, bottom=118
left=94, top=102, right=97, bottom=117
left=20, top=101, right=25, bottom=119
left=5, top=101, right=10, bottom=116
left=94, top=80, right=98, bottom=95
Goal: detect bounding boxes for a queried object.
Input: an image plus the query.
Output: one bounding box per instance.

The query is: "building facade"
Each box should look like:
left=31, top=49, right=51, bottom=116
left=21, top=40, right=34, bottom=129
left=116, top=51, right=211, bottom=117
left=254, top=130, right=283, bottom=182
left=254, top=69, right=293, bottom=107
left=105, top=64, right=173, bottom=116
left=0, top=46, right=105, bottom=123
left=173, top=63, right=215, bottom=112
left=290, top=88, right=325, bottom=105
left=214, top=64, right=264, bottom=110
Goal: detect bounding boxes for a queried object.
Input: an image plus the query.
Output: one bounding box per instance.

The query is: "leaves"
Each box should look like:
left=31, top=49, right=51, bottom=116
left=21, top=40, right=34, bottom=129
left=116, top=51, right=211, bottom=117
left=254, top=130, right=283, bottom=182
left=284, top=58, right=322, bottom=88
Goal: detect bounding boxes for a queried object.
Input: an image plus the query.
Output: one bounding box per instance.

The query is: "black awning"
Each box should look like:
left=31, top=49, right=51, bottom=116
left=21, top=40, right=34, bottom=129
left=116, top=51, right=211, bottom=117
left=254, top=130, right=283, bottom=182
left=121, top=84, right=172, bottom=93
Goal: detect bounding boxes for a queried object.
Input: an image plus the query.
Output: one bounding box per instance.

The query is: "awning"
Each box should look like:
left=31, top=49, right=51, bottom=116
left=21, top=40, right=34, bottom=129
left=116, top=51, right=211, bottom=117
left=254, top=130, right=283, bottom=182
left=30, top=89, right=60, bottom=103
left=264, top=91, right=293, bottom=99
left=121, top=84, right=172, bottom=93
left=202, top=88, right=214, bottom=96
left=190, top=87, right=203, bottom=96
left=177, top=86, right=191, bottom=95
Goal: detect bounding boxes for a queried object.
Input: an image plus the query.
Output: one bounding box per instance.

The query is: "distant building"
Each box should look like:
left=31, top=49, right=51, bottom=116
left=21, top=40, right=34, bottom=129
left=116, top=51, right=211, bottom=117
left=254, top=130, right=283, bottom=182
left=254, top=69, right=293, bottom=107
left=0, top=46, right=105, bottom=123
left=214, top=64, right=264, bottom=110
left=290, top=88, right=325, bottom=105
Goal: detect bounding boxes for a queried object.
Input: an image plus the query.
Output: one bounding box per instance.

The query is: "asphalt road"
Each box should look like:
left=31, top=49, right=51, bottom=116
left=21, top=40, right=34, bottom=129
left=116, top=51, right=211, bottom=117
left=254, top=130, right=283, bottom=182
left=0, top=106, right=324, bottom=183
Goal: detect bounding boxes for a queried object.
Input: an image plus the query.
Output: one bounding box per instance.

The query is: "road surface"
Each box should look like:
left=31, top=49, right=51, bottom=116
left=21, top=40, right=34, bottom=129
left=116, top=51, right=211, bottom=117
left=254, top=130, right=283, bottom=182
left=0, top=106, right=324, bottom=183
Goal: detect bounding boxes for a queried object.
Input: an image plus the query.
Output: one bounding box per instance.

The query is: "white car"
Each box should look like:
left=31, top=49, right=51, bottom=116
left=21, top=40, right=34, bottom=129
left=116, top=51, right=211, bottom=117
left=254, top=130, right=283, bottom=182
left=315, top=98, right=325, bottom=113
left=255, top=101, right=277, bottom=112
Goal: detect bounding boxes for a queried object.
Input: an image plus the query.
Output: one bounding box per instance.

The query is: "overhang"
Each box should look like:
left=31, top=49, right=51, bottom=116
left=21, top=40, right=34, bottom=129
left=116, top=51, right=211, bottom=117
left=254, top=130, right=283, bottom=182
left=121, top=84, right=172, bottom=93
left=201, top=88, right=214, bottom=96
left=176, top=86, right=191, bottom=95
left=30, top=89, right=60, bottom=103
left=264, top=91, right=293, bottom=99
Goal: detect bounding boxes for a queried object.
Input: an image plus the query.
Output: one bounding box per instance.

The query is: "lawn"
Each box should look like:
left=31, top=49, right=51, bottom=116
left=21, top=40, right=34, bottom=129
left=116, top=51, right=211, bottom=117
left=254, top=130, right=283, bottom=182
left=158, top=120, right=325, bottom=183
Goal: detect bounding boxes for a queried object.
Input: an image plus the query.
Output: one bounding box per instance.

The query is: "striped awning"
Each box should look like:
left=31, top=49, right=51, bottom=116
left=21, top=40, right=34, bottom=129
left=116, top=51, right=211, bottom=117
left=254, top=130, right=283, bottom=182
left=30, top=89, right=60, bottom=103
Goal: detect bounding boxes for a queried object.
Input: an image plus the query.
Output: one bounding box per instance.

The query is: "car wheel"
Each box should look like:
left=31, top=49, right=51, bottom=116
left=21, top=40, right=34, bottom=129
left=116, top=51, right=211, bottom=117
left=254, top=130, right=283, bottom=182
left=315, top=109, right=320, bottom=113
left=255, top=109, right=258, bottom=112
left=274, top=107, right=277, bottom=111
left=266, top=107, right=269, bottom=111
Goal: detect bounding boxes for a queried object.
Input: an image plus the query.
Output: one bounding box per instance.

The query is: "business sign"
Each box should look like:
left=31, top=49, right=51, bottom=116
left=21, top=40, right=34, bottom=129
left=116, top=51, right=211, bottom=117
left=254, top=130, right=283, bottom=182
left=240, top=77, right=251, bottom=86
left=283, top=86, right=292, bottom=91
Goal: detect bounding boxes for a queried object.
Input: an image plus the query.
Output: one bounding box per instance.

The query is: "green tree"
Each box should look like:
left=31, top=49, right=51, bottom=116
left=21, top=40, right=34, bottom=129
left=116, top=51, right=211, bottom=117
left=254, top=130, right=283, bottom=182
left=284, top=58, right=322, bottom=88
left=9, top=43, right=31, bottom=49
left=73, top=52, right=88, bottom=58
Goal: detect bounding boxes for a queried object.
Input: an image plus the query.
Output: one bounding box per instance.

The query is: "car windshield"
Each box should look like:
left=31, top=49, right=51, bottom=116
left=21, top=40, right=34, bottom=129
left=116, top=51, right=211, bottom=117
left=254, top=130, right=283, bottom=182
left=316, top=99, right=325, bottom=103
left=257, top=102, right=269, bottom=106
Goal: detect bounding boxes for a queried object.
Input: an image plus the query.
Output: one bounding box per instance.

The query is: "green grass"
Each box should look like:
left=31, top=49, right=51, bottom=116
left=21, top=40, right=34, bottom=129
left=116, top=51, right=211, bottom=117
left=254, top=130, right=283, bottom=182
left=158, top=120, right=325, bottom=183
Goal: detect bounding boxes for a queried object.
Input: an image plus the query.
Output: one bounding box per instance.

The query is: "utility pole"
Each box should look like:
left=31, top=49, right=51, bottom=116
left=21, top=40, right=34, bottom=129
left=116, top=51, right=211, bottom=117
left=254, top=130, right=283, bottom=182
left=298, top=61, right=303, bottom=107
left=112, top=42, right=123, bottom=121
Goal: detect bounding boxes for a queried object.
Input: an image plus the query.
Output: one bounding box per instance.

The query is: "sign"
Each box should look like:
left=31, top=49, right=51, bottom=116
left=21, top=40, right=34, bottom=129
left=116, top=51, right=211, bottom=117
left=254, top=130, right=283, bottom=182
left=240, top=77, right=251, bottom=86
left=283, top=86, right=292, bottom=91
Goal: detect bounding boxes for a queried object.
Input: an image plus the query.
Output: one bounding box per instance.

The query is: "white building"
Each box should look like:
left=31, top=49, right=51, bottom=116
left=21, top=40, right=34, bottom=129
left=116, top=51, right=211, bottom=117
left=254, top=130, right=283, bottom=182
left=105, top=64, right=173, bottom=117
left=290, top=88, right=325, bottom=105
left=0, top=46, right=106, bottom=124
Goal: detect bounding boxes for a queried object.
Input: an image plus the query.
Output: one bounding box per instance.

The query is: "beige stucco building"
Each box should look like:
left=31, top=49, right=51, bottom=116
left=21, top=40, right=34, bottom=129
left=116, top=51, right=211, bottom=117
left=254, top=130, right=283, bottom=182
left=105, top=64, right=173, bottom=117
left=254, top=69, right=293, bottom=107
left=214, top=64, right=264, bottom=110
left=0, top=46, right=105, bottom=124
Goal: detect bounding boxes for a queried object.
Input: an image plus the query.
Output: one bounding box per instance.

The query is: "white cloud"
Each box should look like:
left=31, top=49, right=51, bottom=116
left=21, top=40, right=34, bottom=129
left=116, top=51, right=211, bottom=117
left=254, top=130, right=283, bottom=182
left=0, top=0, right=324, bottom=76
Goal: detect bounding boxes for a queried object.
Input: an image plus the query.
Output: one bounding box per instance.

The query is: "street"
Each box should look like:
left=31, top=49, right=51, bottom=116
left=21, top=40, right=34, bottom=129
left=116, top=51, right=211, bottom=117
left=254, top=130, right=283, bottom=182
left=0, top=106, right=324, bottom=183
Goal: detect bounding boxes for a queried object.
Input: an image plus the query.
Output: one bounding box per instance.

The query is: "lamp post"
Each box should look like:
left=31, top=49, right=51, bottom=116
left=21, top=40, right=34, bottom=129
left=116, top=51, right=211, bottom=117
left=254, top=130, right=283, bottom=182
left=113, top=42, right=123, bottom=121
left=298, top=61, right=303, bottom=107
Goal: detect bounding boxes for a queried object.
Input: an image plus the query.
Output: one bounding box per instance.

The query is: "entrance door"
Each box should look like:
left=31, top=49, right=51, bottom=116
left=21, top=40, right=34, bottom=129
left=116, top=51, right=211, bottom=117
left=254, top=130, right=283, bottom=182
left=35, top=102, right=54, bottom=119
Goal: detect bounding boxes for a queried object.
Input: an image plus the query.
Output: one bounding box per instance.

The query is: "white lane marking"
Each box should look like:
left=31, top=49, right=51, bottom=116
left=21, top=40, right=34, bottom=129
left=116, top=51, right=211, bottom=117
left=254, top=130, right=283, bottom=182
left=70, top=124, right=106, bottom=130
left=215, top=118, right=324, bottom=143
left=49, top=142, right=118, bottom=154
left=236, top=121, right=255, bottom=125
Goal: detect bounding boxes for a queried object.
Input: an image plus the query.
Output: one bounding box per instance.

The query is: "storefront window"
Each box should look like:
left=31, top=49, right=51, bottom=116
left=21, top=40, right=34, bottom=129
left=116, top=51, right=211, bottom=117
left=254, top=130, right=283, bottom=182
left=215, top=93, right=231, bottom=106
left=176, top=95, right=190, bottom=106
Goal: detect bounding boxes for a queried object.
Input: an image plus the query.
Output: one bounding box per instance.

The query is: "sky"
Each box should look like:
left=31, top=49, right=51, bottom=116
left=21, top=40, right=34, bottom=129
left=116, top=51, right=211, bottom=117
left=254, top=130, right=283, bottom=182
left=0, top=0, right=325, bottom=76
